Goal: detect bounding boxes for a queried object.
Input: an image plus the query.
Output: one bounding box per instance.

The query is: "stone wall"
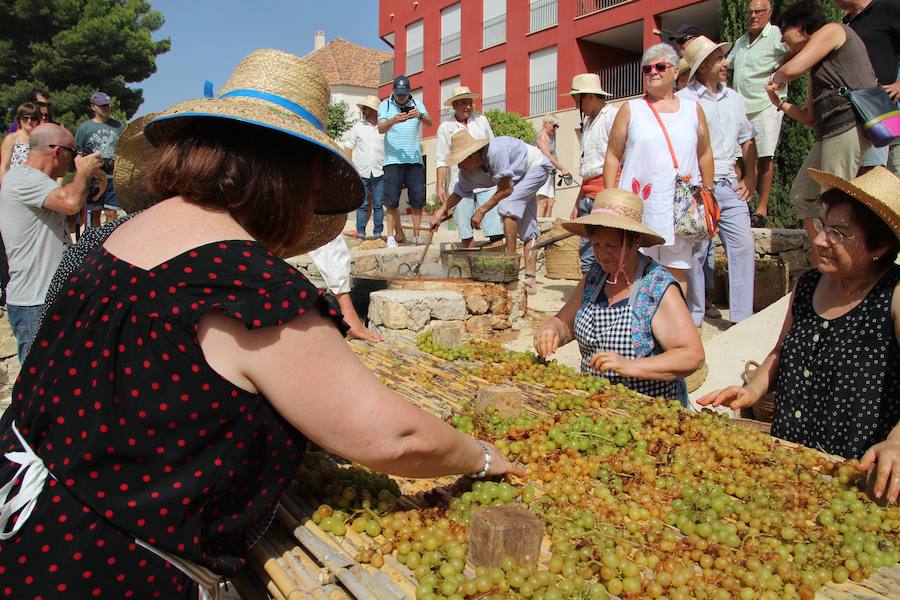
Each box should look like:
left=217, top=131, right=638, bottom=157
left=711, top=228, right=811, bottom=311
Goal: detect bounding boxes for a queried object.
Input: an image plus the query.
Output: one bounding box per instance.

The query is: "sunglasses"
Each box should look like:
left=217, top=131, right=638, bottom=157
left=552, top=124, right=559, bottom=129
left=642, top=62, right=674, bottom=75
left=19, top=115, right=36, bottom=122
left=48, top=144, right=78, bottom=156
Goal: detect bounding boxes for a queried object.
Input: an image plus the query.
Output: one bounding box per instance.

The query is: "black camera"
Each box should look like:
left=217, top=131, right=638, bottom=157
left=399, top=105, right=413, bottom=114
left=76, top=148, right=115, bottom=175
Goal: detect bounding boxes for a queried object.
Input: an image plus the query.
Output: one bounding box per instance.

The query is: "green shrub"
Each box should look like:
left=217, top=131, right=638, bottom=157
left=484, top=110, right=536, bottom=144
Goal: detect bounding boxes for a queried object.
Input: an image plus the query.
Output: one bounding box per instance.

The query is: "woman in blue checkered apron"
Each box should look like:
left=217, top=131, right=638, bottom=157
left=534, top=189, right=704, bottom=405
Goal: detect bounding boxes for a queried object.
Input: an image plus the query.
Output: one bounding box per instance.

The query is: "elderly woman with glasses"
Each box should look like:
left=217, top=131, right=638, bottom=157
left=0, top=102, right=39, bottom=184
left=604, top=43, right=714, bottom=292
left=701, top=167, right=900, bottom=504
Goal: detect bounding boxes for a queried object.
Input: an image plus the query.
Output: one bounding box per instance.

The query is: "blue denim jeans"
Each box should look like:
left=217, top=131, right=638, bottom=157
left=356, top=175, right=384, bottom=237
left=7, top=304, right=44, bottom=363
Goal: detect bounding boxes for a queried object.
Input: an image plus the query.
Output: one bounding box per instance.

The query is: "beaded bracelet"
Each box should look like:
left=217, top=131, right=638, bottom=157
left=470, top=440, right=492, bottom=479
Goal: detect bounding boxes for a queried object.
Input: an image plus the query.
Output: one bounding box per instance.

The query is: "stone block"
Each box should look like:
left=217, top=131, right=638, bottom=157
left=755, top=228, right=807, bottom=254
left=469, top=506, right=543, bottom=568
left=408, top=303, right=431, bottom=331
left=380, top=301, right=411, bottom=330
left=465, top=315, right=493, bottom=337
left=489, top=315, right=510, bottom=330
left=466, top=294, right=490, bottom=315
left=431, top=295, right=467, bottom=321
left=476, top=385, right=523, bottom=417
left=358, top=239, right=386, bottom=250
left=354, top=255, right=379, bottom=275
left=753, top=258, right=789, bottom=312
left=489, top=295, right=512, bottom=315
left=781, top=248, right=810, bottom=275
left=431, top=321, right=465, bottom=348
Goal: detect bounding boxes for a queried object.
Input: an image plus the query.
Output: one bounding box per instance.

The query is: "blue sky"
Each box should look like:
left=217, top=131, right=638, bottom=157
left=136, top=0, right=385, bottom=115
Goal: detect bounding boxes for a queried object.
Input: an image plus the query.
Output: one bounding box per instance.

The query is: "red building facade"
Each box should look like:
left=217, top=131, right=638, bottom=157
left=377, top=0, right=720, bottom=138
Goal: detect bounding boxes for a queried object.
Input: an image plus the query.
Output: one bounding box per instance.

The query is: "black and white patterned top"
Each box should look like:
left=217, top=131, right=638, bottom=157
left=574, top=257, right=686, bottom=403
left=772, top=266, right=900, bottom=459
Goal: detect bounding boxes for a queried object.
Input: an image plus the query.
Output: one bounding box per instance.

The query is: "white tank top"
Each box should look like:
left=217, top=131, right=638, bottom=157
left=619, top=97, right=700, bottom=246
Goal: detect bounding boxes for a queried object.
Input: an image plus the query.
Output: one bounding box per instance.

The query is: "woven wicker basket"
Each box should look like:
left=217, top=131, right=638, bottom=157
left=467, top=253, right=522, bottom=283
left=544, top=235, right=582, bottom=280
left=685, top=361, right=708, bottom=393
left=729, top=417, right=773, bottom=435
left=743, top=360, right=776, bottom=423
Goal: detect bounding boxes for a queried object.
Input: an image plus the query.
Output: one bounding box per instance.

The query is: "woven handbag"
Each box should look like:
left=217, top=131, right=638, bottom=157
left=645, top=99, right=720, bottom=242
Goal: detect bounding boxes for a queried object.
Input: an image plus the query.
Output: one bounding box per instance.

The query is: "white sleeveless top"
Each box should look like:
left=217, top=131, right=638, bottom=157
left=618, top=97, right=700, bottom=246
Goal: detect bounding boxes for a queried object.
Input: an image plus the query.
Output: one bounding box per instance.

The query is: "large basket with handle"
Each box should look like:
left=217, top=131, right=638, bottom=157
left=467, top=252, right=522, bottom=283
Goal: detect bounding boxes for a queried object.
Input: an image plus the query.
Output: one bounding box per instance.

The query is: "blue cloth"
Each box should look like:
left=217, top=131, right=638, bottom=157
left=378, top=97, right=427, bottom=166
left=7, top=303, right=43, bottom=363
left=356, top=175, right=384, bottom=237
left=100, top=180, right=120, bottom=210
left=576, top=195, right=596, bottom=273
left=454, top=137, right=537, bottom=196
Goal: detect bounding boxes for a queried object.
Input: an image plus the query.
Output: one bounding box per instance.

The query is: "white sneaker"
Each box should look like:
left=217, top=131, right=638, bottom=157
left=386, top=236, right=399, bottom=248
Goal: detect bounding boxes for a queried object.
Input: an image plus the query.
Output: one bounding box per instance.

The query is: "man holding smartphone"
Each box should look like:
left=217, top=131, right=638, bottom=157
left=378, top=75, right=432, bottom=247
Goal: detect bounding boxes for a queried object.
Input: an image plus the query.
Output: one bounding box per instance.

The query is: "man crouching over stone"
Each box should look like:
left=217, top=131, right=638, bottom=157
left=430, top=130, right=552, bottom=293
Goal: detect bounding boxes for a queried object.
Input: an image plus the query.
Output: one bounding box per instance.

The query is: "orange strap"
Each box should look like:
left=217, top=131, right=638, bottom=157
left=644, top=98, right=680, bottom=174
left=579, top=175, right=605, bottom=199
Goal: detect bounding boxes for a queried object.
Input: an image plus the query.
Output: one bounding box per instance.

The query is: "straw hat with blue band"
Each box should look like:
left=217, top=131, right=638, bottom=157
left=143, top=48, right=364, bottom=217
left=114, top=113, right=348, bottom=255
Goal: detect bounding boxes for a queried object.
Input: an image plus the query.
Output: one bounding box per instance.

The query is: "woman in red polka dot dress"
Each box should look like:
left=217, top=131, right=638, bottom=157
left=0, top=50, right=522, bottom=599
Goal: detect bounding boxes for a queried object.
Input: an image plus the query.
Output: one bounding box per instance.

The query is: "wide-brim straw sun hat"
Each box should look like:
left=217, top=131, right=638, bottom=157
left=143, top=49, right=363, bottom=216
left=444, top=129, right=490, bottom=166
left=356, top=95, right=381, bottom=113
left=569, top=73, right=611, bottom=97
left=683, top=35, right=732, bottom=83
left=114, top=114, right=347, bottom=254
left=809, top=166, right=900, bottom=241
left=562, top=188, right=665, bottom=247
left=444, top=85, right=480, bottom=107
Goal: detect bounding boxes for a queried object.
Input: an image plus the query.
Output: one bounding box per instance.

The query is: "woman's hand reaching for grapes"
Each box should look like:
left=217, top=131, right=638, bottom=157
left=695, top=386, right=760, bottom=410
left=858, top=435, right=900, bottom=505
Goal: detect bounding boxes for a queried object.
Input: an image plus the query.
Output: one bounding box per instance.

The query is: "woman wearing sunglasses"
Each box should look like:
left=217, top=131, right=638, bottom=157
left=0, top=102, right=39, bottom=185
left=604, top=43, right=714, bottom=293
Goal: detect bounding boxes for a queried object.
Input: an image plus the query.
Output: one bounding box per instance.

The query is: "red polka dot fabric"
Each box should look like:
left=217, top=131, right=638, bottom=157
left=0, top=240, right=348, bottom=597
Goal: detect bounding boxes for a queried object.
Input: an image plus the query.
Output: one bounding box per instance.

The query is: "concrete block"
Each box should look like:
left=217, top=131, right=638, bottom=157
left=431, top=321, right=465, bottom=348
left=476, top=384, right=523, bottom=417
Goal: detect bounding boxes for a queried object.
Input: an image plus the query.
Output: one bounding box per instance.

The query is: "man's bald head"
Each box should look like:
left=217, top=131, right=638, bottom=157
left=748, top=0, right=773, bottom=35
left=28, top=123, right=75, bottom=154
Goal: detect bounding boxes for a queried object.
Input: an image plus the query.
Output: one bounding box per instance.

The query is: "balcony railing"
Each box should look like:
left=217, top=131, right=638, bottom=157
left=440, top=32, right=461, bottom=62
left=595, top=60, right=642, bottom=100
left=406, top=48, right=423, bottom=74
left=482, top=93, right=506, bottom=113
left=529, top=81, right=557, bottom=115
left=379, top=58, right=394, bottom=85
left=482, top=14, right=506, bottom=48
left=529, top=0, right=557, bottom=32
left=577, top=0, right=630, bottom=16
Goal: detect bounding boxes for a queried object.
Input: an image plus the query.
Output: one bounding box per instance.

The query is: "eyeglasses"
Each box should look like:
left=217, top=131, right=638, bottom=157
left=747, top=8, right=770, bottom=16
left=812, top=217, right=856, bottom=244
left=19, top=115, right=36, bottom=122
left=48, top=144, right=78, bottom=157
left=642, top=62, right=674, bottom=75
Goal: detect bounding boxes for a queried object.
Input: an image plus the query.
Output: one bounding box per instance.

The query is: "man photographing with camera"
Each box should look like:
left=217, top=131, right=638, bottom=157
left=0, top=123, right=103, bottom=361
left=378, top=75, right=432, bottom=247
left=75, top=91, right=123, bottom=227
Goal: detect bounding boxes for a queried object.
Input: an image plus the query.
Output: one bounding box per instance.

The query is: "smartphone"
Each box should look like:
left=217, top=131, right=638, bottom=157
left=400, top=106, right=413, bottom=114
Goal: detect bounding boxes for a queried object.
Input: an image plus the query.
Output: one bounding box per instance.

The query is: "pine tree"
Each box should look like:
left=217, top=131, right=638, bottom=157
left=721, top=0, right=843, bottom=228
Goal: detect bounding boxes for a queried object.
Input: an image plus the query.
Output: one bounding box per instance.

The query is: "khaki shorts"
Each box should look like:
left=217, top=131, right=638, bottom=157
left=791, top=125, right=868, bottom=221
left=746, top=105, right=785, bottom=158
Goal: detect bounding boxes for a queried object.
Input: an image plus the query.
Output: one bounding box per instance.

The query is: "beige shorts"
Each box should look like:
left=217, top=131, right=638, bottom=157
left=746, top=105, right=784, bottom=158
left=791, top=125, right=869, bottom=221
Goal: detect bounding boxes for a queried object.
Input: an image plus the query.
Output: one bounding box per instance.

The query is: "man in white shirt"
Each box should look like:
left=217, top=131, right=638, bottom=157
left=568, top=73, right=617, bottom=272
left=342, top=96, right=385, bottom=239
left=434, top=86, right=503, bottom=247
left=0, top=123, right=102, bottom=361
left=726, top=0, right=788, bottom=227
left=678, top=37, right=758, bottom=326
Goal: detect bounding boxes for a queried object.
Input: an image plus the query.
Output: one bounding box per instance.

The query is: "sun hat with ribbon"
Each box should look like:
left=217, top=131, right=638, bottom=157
left=569, top=73, right=612, bottom=97
left=356, top=95, right=381, bottom=113
left=444, top=129, right=490, bottom=167
left=444, top=85, right=480, bottom=107
left=562, top=188, right=665, bottom=247
left=143, top=49, right=363, bottom=216
left=809, top=166, right=900, bottom=241
left=114, top=113, right=347, bottom=254
left=682, top=35, right=732, bottom=83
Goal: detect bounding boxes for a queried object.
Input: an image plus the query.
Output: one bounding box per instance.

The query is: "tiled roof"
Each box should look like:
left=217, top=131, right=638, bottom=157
left=305, top=38, right=392, bottom=89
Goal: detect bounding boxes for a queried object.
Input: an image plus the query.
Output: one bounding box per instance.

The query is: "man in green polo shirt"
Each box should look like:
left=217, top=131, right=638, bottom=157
left=727, top=0, right=788, bottom=228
